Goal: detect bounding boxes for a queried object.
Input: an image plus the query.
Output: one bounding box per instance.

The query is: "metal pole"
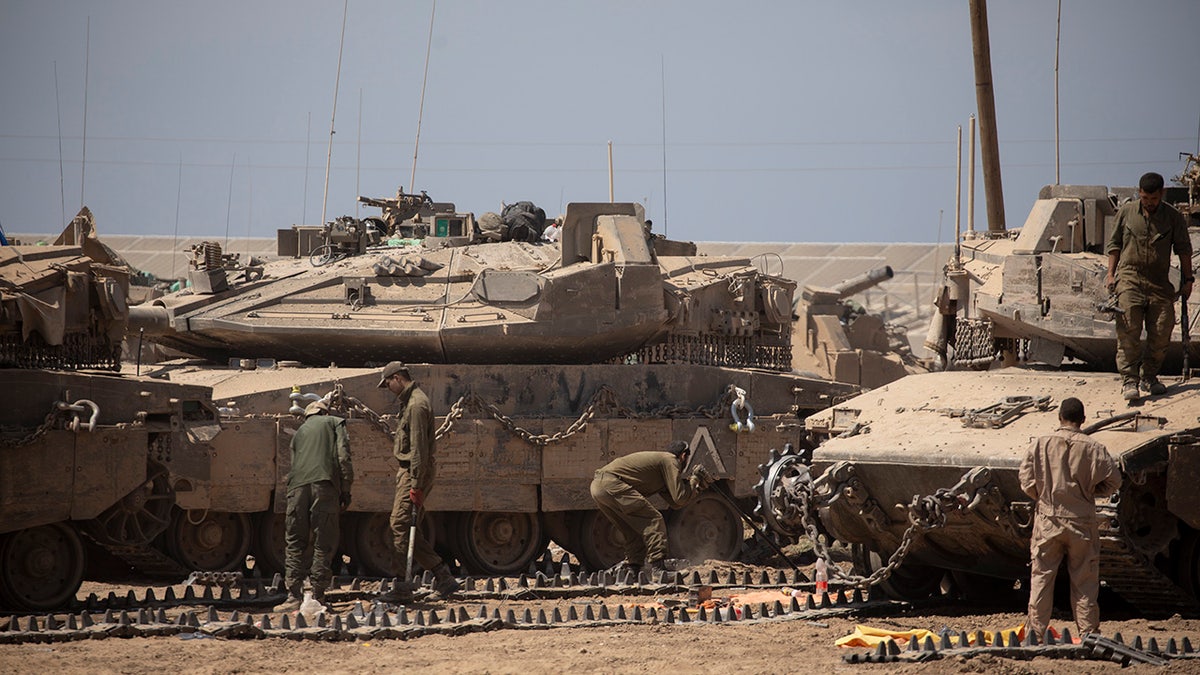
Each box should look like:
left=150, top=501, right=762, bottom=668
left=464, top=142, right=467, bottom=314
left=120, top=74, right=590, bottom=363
left=709, top=481, right=808, bottom=580
left=409, top=1, right=437, bottom=194
left=967, top=115, right=976, bottom=236
left=320, top=0, right=350, bottom=227
left=968, top=0, right=1006, bottom=234
left=955, top=126, right=962, bottom=265
left=608, top=141, right=614, bottom=202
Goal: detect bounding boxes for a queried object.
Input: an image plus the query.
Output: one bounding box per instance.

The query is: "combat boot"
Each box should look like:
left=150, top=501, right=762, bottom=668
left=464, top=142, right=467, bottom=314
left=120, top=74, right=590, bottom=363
left=1122, top=379, right=1140, bottom=401
left=644, top=559, right=667, bottom=581
left=1141, top=378, right=1167, bottom=396
left=275, top=593, right=304, bottom=613
left=432, top=564, right=461, bottom=599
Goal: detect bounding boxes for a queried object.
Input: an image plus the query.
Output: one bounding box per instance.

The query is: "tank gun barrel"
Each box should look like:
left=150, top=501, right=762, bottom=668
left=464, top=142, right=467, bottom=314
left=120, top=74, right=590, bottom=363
left=128, top=305, right=172, bottom=335
left=829, top=265, right=894, bottom=299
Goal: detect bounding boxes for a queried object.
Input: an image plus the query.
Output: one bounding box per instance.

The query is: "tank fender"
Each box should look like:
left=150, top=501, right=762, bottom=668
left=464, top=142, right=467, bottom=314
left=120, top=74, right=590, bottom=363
left=1167, top=436, right=1200, bottom=530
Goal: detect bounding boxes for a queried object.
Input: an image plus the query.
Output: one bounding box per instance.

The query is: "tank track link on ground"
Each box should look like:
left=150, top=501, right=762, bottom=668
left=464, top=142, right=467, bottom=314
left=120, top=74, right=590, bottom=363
left=3, top=562, right=825, bottom=618
left=0, top=581, right=896, bottom=644
left=843, top=628, right=1190, bottom=666
left=1096, top=504, right=1196, bottom=614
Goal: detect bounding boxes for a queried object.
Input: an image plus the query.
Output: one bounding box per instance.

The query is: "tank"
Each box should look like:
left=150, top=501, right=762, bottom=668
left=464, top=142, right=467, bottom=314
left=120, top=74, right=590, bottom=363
left=117, top=198, right=858, bottom=579
left=753, top=157, right=1200, bottom=614
left=791, top=265, right=926, bottom=388
left=0, top=209, right=222, bottom=611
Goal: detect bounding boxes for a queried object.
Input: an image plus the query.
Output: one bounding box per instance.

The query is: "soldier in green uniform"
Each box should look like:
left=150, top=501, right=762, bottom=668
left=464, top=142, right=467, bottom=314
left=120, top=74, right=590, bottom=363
left=375, top=361, right=460, bottom=604
left=276, top=400, right=353, bottom=612
left=589, top=441, right=712, bottom=576
left=1105, top=171, right=1193, bottom=401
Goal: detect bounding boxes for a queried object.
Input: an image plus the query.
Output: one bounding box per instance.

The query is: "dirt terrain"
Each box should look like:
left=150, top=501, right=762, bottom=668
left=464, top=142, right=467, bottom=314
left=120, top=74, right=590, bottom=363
left=3, top=551, right=1198, bottom=675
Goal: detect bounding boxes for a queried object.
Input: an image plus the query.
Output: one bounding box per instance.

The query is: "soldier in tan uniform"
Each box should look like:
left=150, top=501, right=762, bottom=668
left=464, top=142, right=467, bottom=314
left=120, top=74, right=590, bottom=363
left=589, top=441, right=711, bottom=575
left=1019, top=397, right=1121, bottom=637
left=375, top=361, right=460, bottom=604
left=1105, top=171, right=1193, bottom=401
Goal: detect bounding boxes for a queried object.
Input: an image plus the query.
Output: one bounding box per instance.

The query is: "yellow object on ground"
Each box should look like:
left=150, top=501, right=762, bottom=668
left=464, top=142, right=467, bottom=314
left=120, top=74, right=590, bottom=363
left=835, top=623, right=1036, bottom=648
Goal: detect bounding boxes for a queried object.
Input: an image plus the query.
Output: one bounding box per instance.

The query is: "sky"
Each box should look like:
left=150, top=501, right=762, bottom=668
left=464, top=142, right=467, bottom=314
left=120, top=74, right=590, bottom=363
left=1, top=0, right=1198, bottom=245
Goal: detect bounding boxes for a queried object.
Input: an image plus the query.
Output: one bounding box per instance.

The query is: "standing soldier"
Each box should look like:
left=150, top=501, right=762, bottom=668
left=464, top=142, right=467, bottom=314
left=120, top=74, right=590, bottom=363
left=375, top=362, right=461, bottom=603
left=1105, top=171, right=1193, bottom=401
left=589, top=440, right=712, bottom=576
left=1019, top=397, right=1121, bottom=637
left=276, top=400, right=353, bottom=612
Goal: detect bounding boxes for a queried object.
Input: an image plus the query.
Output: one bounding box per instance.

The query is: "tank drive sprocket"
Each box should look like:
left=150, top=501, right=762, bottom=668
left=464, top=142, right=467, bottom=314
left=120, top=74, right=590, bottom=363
left=753, top=446, right=812, bottom=540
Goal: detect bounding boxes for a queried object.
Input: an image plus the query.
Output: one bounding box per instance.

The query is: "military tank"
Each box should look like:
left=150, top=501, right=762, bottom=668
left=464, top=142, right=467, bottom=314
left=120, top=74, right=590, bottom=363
left=0, top=209, right=223, bottom=611
left=754, top=146, right=1200, bottom=617
left=122, top=197, right=859, bottom=578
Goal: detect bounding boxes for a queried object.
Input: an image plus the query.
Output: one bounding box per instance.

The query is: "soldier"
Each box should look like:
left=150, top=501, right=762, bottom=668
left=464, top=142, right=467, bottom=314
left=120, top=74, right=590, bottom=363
left=276, top=400, right=353, bottom=612
left=1105, top=171, right=1193, bottom=401
left=375, top=361, right=460, bottom=603
left=1019, top=397, right=1121, bottom=637
left=589, top=440, right=712, bottom=576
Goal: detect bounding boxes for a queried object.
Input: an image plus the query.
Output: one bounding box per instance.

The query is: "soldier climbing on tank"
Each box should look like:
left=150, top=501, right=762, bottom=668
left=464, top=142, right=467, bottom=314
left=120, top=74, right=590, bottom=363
left=276, top=400, right=353, bottom=612
left=1105, top=171, right=1193, bottom=401
left=1019, top=397, right=1121, bottom=638
left=589, top=440, right=714, bottom=577
left=375, top=361, right=461, bottom=604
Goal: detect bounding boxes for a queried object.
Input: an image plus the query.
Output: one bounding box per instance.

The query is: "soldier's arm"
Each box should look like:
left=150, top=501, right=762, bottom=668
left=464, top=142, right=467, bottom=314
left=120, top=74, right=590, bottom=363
left=1105, top=213, right=1124, bottom=289
left=1018, top=442, right=1039, bottom=500
left=661, top=460, right=698, bottom=508
left=409, top=400, right=433, bottom=486
left=1093, top=446, right=1122, bottom=498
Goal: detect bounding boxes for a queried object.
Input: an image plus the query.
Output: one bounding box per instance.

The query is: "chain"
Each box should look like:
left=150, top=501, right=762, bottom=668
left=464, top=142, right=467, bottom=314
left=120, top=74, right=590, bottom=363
left=0, top=408, right=63, bottom=448
left=952, top=317, right=997, bottom=365
left=794, top=479, right=939, bottom=589
left=327, top=384, right=396, bottom=437
left=432, top=386, right=626, bottom=446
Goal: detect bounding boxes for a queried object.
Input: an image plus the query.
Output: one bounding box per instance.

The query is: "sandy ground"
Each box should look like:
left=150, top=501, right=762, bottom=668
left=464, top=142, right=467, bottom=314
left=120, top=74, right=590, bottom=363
left=3, top=566, right=1200, bottom=674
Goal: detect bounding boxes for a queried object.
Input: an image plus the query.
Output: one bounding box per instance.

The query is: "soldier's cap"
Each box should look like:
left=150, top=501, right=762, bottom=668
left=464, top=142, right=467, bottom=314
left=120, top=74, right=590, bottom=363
left=377, top=361, right=410, bottom=388
left=304, top=400, right=329, bottom=417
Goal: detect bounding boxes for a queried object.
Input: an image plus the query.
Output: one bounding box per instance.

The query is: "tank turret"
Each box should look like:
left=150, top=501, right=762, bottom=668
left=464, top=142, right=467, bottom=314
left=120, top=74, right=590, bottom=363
left=130, top=200, right=796, bottom=370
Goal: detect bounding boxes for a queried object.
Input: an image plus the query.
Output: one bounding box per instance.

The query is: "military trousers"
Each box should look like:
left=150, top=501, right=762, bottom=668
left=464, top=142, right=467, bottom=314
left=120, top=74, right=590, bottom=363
left=1027, top=514, right=1101, bottom=637
left=589, top=471, right=667, bottom=566
left=1115, top=280, right=1175, bottom=382
left=389, top=466, right=444, bottom=575
left=284, top=480, right=340, bottom=597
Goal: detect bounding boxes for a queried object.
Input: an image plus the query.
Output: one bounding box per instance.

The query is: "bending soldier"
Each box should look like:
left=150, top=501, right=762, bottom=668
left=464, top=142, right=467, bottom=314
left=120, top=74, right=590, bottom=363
left=589, top=441, right=712, bottom=577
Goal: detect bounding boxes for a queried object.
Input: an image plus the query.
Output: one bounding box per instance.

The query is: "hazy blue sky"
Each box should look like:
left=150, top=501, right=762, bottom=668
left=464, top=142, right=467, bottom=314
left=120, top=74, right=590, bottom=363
left=2, top=0, right=1198, bottom=243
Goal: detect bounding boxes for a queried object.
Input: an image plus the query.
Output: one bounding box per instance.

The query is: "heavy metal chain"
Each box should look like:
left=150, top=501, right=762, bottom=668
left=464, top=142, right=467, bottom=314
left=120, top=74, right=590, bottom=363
left=328, top=384, right=397, bottom=437
left=432, top=386, right=626, bottom=445
left=794, top=479, right=941, bottom=589
left=0, top=408, right=62, bottom=448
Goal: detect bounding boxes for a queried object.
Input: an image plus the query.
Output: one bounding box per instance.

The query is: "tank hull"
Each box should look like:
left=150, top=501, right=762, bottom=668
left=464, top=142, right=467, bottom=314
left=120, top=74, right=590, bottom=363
left=777, top=368, right=1200, bottom=613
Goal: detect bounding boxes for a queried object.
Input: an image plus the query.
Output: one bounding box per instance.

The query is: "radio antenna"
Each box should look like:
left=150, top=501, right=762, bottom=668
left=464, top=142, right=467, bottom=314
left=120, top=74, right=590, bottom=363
left=320, top=0, right=350, bottom=227
left=410, top=1, right=437, bottom=193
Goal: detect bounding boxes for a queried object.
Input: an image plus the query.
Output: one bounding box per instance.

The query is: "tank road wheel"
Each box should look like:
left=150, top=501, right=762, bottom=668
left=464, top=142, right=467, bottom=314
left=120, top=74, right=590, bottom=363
left=667, top=492, right=743, bottom=563
left=84, top=460, right=174, bottom=547
left=0, top=523, right=86, bottom=611
left=250, top=511, right=287, bottom=578
left=455, top=512, right=545, bottom=575
left=570, top=510, right=628, bottom=571
left=166, top=510, right=251, bottom=572
left=850, top=542, right=945, bottom=601
left=349, top=512, right=401, bottom=577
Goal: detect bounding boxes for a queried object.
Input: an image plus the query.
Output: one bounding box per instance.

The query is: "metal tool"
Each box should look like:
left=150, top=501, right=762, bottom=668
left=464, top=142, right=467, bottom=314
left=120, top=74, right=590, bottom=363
left=702, top=470, right=809, bottom=581
left=406, top=501, right=418, bottom=581
left=1182, top=295, right=1191, bottom=383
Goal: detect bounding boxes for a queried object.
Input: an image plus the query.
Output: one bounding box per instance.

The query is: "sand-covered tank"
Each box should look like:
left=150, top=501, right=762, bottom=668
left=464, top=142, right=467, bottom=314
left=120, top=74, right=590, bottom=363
left=0, top=210, right=222, bottom=611
left=121, top=198, right=858, bottom=579
left=754, top=160, right=1200, bottom=615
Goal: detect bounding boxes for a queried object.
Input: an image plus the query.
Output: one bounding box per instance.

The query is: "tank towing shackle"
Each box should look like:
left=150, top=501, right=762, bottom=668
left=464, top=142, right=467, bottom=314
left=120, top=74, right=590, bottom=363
left=56, top=399, right=99, bottom=432
left=730, top=386, right=756, bottom=433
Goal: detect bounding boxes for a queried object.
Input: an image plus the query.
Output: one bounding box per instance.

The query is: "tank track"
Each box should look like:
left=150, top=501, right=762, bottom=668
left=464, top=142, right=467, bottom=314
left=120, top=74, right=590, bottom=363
left=0, top=563, right=899, bottom=644
left=1096, top=504, right=1195, bottom=613
left=843, top=628, right=1192, bottom=666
